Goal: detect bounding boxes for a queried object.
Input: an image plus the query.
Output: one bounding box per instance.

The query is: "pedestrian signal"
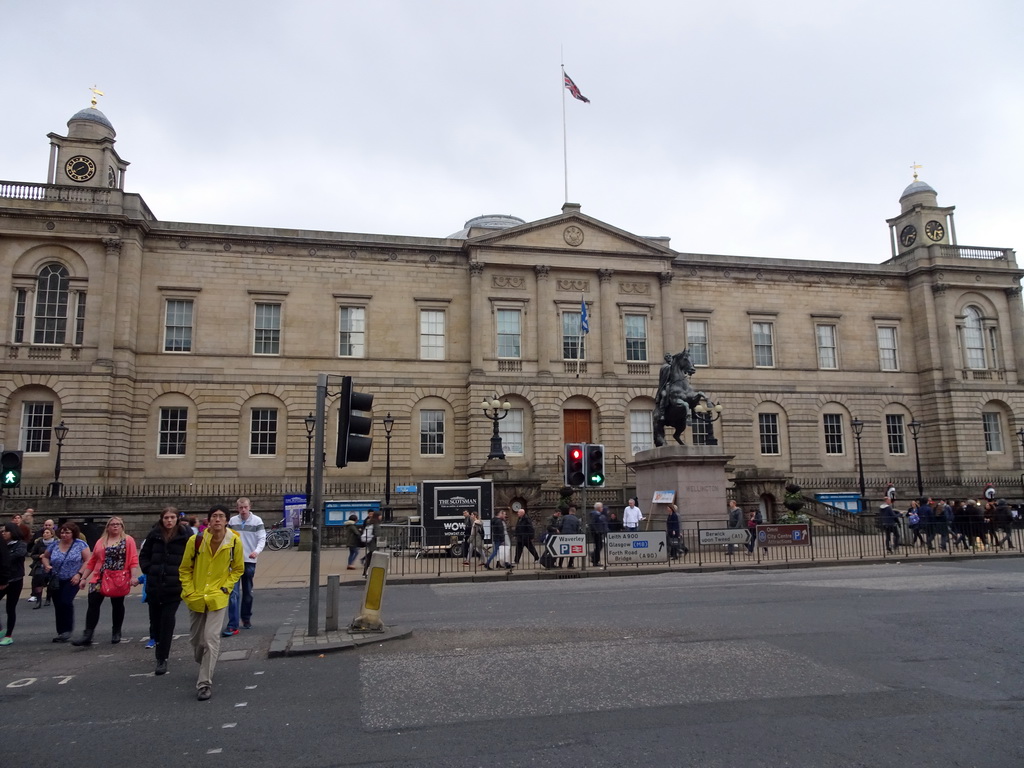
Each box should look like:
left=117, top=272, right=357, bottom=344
left=1, top=450, right=23, bottom=489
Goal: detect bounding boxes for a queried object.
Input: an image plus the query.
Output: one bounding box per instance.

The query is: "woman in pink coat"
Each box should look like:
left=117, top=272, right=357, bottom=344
left=71, top=516, right=140, bottom=646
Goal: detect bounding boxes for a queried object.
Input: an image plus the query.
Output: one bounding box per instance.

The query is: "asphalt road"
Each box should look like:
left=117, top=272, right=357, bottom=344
left=3, top=558, right=1023, bottom=767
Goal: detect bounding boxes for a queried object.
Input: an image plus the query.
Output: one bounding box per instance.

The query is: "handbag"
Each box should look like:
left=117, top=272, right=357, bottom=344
left=100, top=568, right=132, bottom=598
left=360, top=525, right=373, bottom=544
left=47, top=569, right=61, bottom=592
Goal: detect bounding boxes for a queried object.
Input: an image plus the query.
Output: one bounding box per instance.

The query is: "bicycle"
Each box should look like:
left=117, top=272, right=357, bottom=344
left=265, top=520, right=294, bottom=551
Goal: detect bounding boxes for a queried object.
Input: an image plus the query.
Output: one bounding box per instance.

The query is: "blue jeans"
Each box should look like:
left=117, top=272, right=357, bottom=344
left=227, top=562, right=256, bottom=630
left=347, top=546, right=359, bottom=566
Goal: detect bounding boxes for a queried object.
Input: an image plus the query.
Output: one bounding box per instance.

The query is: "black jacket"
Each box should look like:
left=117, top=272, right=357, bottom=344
left=514, top=514, right=535, bottom=543
left=139, top=524, right=192, bottom=602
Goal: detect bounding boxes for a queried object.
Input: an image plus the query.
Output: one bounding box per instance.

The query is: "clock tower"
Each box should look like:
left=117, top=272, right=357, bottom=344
left=885, top=171, right=955, bottom=259
left=46, top=98, right=129, bottom=190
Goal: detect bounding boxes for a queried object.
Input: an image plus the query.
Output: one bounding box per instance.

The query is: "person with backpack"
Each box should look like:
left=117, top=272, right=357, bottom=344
left=907, top=500, right=925, bottom=547
left=140, top=506, right=192, bottom=676
left=179, top=505, right=244, bottom=702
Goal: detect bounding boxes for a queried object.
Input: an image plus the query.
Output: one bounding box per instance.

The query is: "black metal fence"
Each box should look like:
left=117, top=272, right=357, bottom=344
left=365, top=518, right=1023, bottom=577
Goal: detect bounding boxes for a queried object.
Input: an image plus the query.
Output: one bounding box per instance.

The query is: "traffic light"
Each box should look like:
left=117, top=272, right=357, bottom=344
left=335, top=376, right=374, bottom=468
left=1, top=450, right=23, bottom=489
left=585, top=443, right=605, bottom=487
left=564, top=443, right=585, bottom=486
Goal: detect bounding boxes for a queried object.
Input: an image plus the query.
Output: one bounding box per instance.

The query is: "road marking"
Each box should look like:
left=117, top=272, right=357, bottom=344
left=55, top=676, right=74, bottom=685
left=222, top=723, right=237, bottom=728
left=235, top=702, right=247, bottom=708
left=7, top=678, right=37, bottom=688
left=129, top=673, right=154, bottom=678
left=207, top=748, right=223, bottom=754
left=245, top=685, right=257, bottom=690
left=254, top=671, right=264, bottom=675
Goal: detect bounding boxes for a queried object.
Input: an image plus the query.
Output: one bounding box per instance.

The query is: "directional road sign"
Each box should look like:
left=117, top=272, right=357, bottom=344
left=698, top=528, right=751, bottom=546
left=545, top=534, right=586, bottom=559
left=756, top=524, right=810, bottom=546
left=605, top=531, right=668, bottom=564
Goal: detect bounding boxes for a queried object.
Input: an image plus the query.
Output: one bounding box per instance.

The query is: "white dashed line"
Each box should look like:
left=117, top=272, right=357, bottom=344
left=222, top=723, right=237, bottom=729
left=234, top=702, right=247, bottom=708
left=245, top=685, right=257, bottom=690
left=207, top=748, right=223, bottom=754
left=254, top=671, right=264, bottom=675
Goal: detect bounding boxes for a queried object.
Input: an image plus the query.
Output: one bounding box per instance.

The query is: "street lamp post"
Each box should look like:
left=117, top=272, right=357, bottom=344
left=302, top=412, right=315, bottom=525
left=908, top=418, right=924, bottom=498
left=1018, top=427, right=1024, bottom=499
left=383, top=412, right=395, bottom=522
left=693, top=399, right=723, bottom=445
left=851, top=416, right=866, bottom=512
left=482, top=395, right=512, bottom=460
left=49, top=420, right=69, bottom=498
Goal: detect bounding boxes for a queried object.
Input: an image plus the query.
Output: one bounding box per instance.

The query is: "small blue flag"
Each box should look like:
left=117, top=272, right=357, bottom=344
left=580, top=295, right=589, bottom=334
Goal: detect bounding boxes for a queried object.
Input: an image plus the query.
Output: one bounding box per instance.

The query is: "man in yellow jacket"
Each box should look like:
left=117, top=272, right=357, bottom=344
left=179, top=504, right=244, bottom=701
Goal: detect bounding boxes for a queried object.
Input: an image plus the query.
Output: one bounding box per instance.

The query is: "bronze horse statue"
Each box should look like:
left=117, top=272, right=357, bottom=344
left=653, top=349, right=707, bottom=446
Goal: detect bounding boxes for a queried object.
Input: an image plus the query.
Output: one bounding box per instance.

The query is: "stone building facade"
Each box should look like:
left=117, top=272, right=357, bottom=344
left=1, top=103, right=1023, bottom=513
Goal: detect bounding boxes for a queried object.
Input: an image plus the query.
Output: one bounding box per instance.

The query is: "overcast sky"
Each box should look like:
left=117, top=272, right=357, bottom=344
left=4, top=1, right=1022, bottom=264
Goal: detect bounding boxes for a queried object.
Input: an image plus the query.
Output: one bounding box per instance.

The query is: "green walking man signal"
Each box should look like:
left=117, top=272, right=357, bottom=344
left=1, top=450, right=24, bottom=489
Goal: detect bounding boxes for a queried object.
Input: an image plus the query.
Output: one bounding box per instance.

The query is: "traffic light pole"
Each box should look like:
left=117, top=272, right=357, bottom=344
left=307, top=374, right=328, bottom=637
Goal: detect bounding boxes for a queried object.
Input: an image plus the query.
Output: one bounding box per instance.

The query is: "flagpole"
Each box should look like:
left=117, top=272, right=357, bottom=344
left=561, top=64, right=569, bottom=203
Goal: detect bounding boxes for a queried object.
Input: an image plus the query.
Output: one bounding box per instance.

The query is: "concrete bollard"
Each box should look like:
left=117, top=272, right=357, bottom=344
left=325, top=574, right=340, bottom=632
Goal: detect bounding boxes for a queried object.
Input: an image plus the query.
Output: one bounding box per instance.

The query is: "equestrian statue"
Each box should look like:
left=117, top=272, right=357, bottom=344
left=652, top=349, right=707, bottom=447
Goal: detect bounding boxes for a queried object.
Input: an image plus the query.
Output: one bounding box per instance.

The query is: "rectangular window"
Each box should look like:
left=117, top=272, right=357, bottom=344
left=823, top=414, right=844, bottom=455
left=420, top=310, right=445, bottom=360
left=249, top=408, right=278, bottom=456
left=885, top=414, right=906, bottom=455
left=686, top=319, right=709, bottom=366
left=420, top=409, right=444, bottom=455
left=758, top=413, right=780, bottom=455
left=339, top=307, right=365, bottom=358
left=254, top=303, right=281, bottom=355
left=624, top=314, right=648, bottom=362
left=34, top=268, right=69, bottom=345
left=752, top=322, right=775, bottom=367
left=690, top=414, right=710, bottom=445
left=816, top=324, right=837, bottom=369
left=158, top=407, right=188, bottom=456
left=74, top=293, right=87, bottom=346
left=630, top=410, right=653, bottom=454
left=21, top=402, right=54, bottom=454
left=496, top=309, right=522, bottom=359
left=562, top=311, right=585, bottom=360
left=164, top=300, right=193, bottom=353
left=983, top=412, right=1004, bottom=452
left=988, top=327, right=999, bottom=370
left=877, top=326, right=899, bottom=371
left=13, top=289, right=26, bottom=344
left=504, top=409, right=524, bottom=455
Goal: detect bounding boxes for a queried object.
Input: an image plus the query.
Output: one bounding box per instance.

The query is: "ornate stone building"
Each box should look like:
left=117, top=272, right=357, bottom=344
left=2, top=103, right=1022, bottom=511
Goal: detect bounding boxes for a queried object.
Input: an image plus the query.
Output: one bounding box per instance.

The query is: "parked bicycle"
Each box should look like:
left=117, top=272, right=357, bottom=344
left=265, top=519, right=294, bottom=551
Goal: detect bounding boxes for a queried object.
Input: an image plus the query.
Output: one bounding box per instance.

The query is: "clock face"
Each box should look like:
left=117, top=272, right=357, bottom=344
left=107, top=166, right=117, bottom=188
left=65, top=155, right=96, bottom=183
left=925, top=220, right=945, bottom=242
left=899, top=224, right=917, bottom=248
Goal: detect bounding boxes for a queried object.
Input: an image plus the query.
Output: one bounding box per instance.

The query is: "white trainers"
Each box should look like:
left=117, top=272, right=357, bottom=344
left=27, top=597, right=38, bottom=603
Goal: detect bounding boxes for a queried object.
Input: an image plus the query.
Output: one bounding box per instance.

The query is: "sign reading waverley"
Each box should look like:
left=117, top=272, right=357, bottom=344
left=420, top=479, right=494, bottom=539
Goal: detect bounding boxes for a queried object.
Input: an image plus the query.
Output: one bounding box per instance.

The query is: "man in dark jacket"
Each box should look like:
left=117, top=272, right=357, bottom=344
left=559, top=506, right=581, bottom=569
left=879, top=501, right=901, bottom=553
left=513, top=508, right=540, bottom=566
left=485, top=510, right=510, bottom=570
left=589, top=502, right=609, bottom=567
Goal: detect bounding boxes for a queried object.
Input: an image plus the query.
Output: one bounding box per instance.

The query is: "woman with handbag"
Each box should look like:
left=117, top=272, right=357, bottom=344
left=71, top=516, right=140, bottom=646
left=40, top=522, right=91, bottom=643
left=28, top=527, right=56, bottom=607
left=360, top=512, right=381, bottom=578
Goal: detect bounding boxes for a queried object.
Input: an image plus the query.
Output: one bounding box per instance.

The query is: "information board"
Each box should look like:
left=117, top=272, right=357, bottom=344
left=605, top=531, right=668, bottom=564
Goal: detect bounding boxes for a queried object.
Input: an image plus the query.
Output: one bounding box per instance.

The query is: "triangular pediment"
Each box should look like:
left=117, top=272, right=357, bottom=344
left=464, top=207, right=675, bottom=259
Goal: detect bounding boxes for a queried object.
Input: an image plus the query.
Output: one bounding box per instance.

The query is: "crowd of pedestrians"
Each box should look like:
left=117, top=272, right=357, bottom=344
left=0, top=499, right=261, bottom=702
left=879, top=494, right=1018, bottom=553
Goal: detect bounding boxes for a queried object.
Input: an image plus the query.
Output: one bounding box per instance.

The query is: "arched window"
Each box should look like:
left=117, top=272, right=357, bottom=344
left=963, top=306, right=986, bottom=369
left=33, top=264, right=70, bottom=344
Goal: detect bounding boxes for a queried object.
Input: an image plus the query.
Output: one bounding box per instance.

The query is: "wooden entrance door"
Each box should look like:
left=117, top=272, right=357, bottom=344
left=563, top=409, right=592, bottom=443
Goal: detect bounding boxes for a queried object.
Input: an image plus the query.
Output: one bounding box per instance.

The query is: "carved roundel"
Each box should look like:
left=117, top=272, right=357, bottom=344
left=563, top=225, right=584, bottom=247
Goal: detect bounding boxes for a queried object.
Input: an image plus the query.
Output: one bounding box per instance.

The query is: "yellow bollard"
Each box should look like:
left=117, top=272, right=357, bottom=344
left=350, top=550, right=390, bottom=632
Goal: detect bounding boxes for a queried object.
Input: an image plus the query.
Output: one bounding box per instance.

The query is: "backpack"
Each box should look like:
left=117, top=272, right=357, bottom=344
left=908, top=511, right=920, bottom=526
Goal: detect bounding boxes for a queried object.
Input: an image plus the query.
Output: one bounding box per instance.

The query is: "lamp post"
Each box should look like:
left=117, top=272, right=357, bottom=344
left=482, top=395, right=512, bottom=460
left=908, top=418, right=924, bottom=498
left=851, top=416, right=865, bottom=512
left=49, top=420, right=69, bottom=498
left=383, top=412, right=395, bottom=522
left=302, top=412, right=315, bottom=525
left=693, top=399, right=723, bottom=445
left=1018, top=427, right=1024, bottom=499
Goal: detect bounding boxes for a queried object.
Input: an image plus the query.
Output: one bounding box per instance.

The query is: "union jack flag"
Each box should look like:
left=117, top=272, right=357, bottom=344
left=563, top=71, right=590, bottom=103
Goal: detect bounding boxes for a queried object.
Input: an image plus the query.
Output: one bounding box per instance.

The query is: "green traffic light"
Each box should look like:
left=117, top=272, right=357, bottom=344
left=2, top=470, right=19, bottom=487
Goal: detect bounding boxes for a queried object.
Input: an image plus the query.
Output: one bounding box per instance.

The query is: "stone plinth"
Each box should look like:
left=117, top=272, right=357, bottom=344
left=632, top=444, right=733, bottom=528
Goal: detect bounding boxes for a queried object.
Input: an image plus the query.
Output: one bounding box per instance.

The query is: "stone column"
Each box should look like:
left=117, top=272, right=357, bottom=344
left=1004, top=287, right=1024, bottom=380
left=469, top=262, right=486, bottom=374
left=97, top=238, right=122, bottom=365
left=659, top=271, right=675, bottom=354
left=598, top=268, right=616, bottom=377
left=534, top=265, right=552, bottom=377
